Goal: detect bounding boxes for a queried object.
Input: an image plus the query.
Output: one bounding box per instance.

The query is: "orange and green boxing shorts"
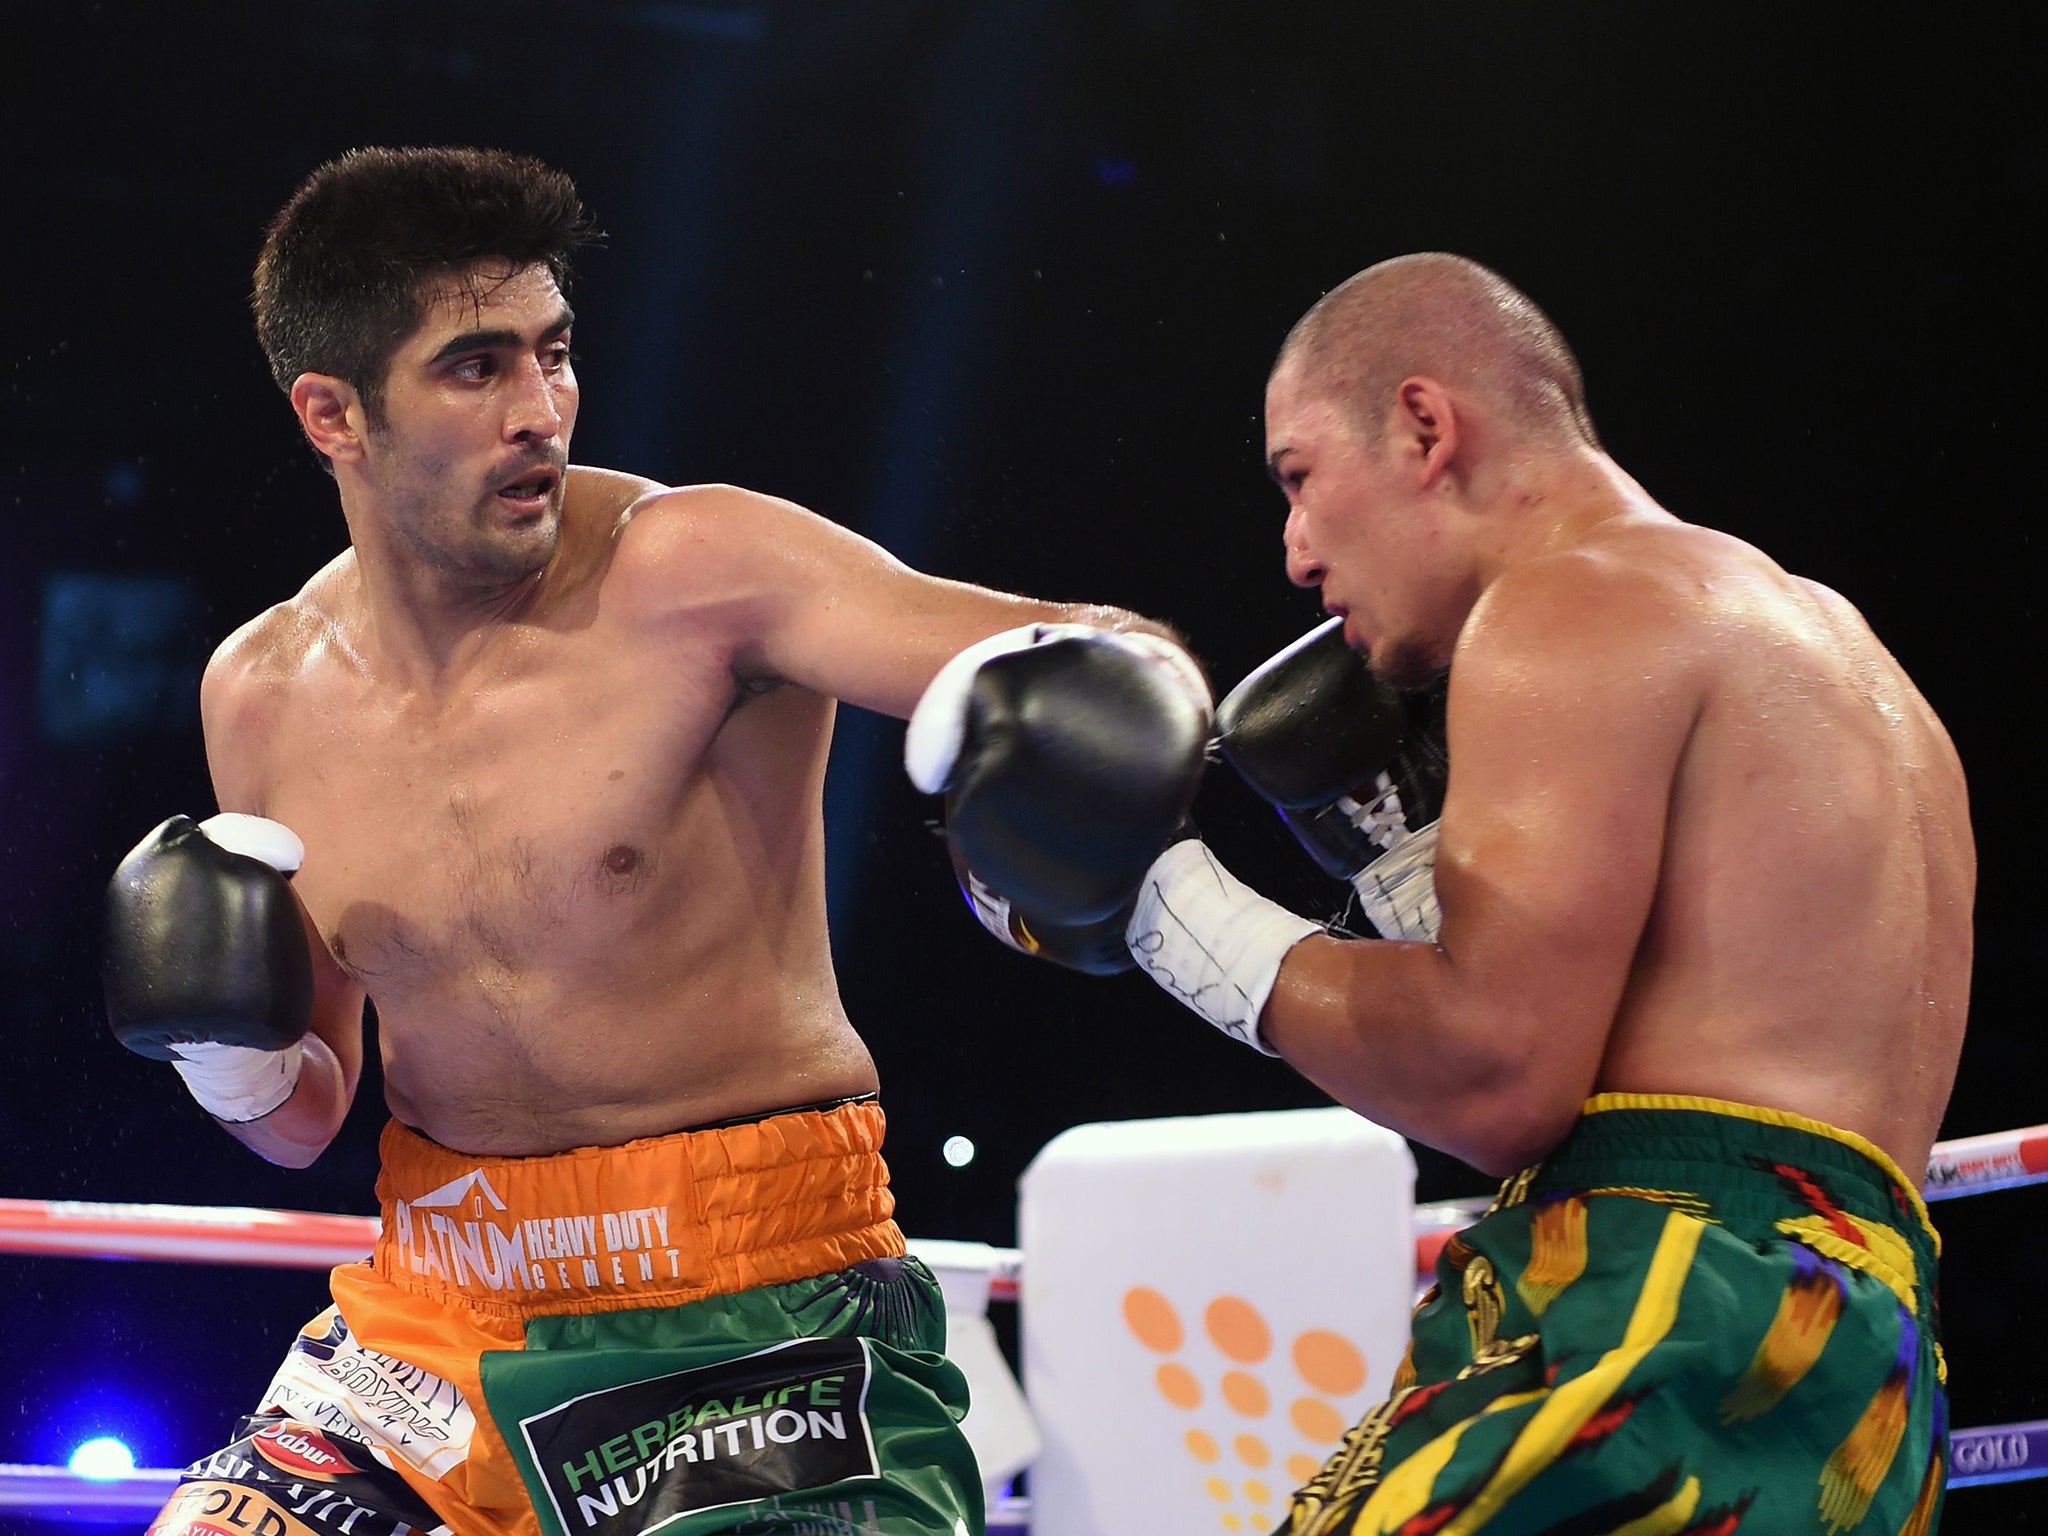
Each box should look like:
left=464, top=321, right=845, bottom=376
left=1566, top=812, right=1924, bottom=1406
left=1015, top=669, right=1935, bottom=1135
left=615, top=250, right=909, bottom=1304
left=1282, top=1094, right=1947, bottom=1536
left=146, top=1098, right=982, bottom=1536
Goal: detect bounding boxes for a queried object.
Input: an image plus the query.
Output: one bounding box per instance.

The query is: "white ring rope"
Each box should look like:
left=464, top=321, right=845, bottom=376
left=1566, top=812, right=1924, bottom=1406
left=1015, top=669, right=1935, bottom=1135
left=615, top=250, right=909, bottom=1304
left=0, top=1464, right=181, bottom=1514
left=0, top=1198, right=1022, bottom=1298
left=1922, top=1122, right=2048, bottom=1199
left=0, top=1200, right=381, bottom=1269
left=3, top=1419, right=2040, bottom=1509
left=3, top=1122, right=2038, bottom=1278
left=3, top=1121, right=2041, bottom=1515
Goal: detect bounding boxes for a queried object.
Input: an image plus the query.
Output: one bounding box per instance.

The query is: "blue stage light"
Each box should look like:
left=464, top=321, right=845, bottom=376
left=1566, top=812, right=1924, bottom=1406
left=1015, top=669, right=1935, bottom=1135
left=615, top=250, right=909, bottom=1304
left=68, top=1437, right=137, bottom=1480
left=36, top=571, right=207, bottom=744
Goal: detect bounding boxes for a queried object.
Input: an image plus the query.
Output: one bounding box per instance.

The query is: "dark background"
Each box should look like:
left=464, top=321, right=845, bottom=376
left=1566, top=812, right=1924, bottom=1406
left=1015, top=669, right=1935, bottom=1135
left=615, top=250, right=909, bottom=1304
left=4, top=1, right=2042, bottom=1526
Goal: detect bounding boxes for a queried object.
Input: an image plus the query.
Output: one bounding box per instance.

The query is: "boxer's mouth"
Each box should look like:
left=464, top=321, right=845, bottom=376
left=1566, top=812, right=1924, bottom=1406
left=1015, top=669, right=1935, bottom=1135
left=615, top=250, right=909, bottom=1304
left=496, top=470, right=558, bottom=510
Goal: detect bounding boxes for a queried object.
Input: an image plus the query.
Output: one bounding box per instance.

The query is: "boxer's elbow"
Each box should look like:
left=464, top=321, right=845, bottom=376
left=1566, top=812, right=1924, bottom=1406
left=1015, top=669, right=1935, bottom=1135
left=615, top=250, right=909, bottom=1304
left=1439, top=1101, right=1579, bottom=1179
left=1424, top=1011, right=1596, bottom=1177
left=1271, top=944, right=1595, bottom=1174
left=252, top=1137, right=327, bottom=1171
left=227, top=1113, right=341, bottom=1170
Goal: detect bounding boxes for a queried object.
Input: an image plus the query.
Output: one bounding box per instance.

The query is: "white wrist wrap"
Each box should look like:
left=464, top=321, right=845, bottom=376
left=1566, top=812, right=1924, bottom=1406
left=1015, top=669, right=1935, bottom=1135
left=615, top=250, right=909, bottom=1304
left=906, top=625, right=1063, bottom=794
left=1351, top=819, right=1443, bottom=942
left=170, top=1039, right=304, bottom=1123
left=1124, top=839, right=1321, bottom=1054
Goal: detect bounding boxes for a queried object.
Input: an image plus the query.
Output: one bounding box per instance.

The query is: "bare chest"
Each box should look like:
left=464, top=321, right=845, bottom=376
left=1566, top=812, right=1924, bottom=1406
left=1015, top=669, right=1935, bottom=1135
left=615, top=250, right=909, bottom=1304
left=269, top=655, right=730, bottom=989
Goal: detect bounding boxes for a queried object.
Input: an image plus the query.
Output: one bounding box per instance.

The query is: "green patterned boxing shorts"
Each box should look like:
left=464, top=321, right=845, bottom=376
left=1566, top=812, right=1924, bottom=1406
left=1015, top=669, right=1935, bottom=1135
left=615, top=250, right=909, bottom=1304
left=1281, top=1094, right=1946, bottom=1536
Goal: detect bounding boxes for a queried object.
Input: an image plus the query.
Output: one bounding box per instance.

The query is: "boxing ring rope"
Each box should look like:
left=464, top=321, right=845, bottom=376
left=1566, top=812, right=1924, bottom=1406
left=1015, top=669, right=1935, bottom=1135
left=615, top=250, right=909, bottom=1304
left=0, top=1203, right=1028, bottom=1296
left=5, top=1121, right=2045, bottom=1518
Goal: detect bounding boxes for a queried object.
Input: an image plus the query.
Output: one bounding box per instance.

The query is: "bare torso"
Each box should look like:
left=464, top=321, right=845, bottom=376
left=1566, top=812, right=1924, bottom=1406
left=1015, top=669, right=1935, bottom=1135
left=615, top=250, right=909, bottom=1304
left=213, top=470, right=879, bottom=1154
left=1579, top=520, right=1973, bottom=1176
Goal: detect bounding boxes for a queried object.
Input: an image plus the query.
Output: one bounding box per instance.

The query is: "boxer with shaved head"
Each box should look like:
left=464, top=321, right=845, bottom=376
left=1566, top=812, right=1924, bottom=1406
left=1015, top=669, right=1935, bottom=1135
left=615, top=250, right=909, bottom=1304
left=933, top=253, right=1972, bottom=1532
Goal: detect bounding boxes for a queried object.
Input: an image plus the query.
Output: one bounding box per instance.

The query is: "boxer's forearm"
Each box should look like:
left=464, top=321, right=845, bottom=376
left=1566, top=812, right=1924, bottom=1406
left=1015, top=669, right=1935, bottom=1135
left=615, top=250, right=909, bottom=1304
left=1119, top=836, right=1590, bottom=1159
left=1259, top=933, right=1594, bottom=1177
left=221, top=1033, right=352, bottom=1168
left=1044, top=602, right=1193, bottom=654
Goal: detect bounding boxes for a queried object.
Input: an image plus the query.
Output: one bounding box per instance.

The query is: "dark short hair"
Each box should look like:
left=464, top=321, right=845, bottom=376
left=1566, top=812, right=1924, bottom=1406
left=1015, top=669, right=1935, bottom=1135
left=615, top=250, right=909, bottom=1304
left=252, top=145, right=597, bottom=426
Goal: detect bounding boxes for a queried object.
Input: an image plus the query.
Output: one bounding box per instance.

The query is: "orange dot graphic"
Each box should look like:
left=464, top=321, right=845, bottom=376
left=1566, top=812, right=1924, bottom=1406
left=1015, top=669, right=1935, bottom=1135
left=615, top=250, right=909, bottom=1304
left=1233, top=1433, right=1271, bottom=1468
left=1291, top=1396, right=1346, bottom=1443
left=1185, top=1429, right=1221, bottom=1463
left=1292, top=1329, right=1367, bottom=1396
left=1156, top=1362, right=1203, bottom=1409
left=1123, top=1286, right=1184, bottom=1353
left=1205, top=1476, right=1233, bottom=1502
left=1221, top=1517, right=1243, bottom=1533
left=1205, top=1295, right=1273, bottom=1363
left=1221, top=1371, right=1271, bottom=1417
left=1245, top=1479, right=1273, bottom=1505
left=1287, top=1453, right=1322, bottom=1483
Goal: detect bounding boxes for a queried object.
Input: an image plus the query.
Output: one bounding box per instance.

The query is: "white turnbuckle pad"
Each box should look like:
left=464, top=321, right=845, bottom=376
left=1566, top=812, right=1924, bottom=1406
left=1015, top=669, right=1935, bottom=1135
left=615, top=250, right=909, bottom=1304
left=1019, top=1108, right=1415, bottom=1536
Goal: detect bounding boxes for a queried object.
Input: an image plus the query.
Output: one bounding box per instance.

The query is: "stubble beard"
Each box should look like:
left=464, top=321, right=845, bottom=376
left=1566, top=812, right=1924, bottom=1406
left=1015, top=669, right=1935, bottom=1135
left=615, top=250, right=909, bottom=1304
left=389, top=481, right=564, bottom=589
left=1367, top=639, right=1448, bottom=697
left=366, top=414, right=570, bottom=589
left=467, top=493, right=564, bottom=585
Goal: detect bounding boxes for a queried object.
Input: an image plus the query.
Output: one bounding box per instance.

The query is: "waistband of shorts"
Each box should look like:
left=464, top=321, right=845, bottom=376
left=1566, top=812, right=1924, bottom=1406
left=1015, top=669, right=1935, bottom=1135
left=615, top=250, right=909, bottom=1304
left=1530, top=1093, right=1939, bottom=1261
left=369, top=1098, right=903, bottom=1317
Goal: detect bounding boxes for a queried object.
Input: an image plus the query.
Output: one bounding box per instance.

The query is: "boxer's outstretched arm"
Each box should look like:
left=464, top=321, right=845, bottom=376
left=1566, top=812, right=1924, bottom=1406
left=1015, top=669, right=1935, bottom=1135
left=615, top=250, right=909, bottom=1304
left=613, top=483, right=1184, bottom=717
left=1260, top=552, right=1699, bottom=1174
left=196, top=628, right=367, bottom=1168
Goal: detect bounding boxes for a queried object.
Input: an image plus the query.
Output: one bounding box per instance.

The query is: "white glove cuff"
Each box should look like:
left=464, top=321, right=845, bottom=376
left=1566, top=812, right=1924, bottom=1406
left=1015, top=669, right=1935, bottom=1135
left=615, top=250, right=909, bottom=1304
left=906, top=625, right=1061, bottom=794
left=196, top=813, right=305, bottom=875
left=1125, top=839, right=1321, bottom=1054
left=170, top=1039, right=305, bottom=1123
left=905, top=623, right=1210, bottom=794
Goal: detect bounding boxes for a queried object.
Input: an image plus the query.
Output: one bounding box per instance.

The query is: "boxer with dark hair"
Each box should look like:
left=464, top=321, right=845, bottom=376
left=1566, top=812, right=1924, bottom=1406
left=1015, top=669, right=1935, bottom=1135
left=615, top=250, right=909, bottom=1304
left=927, top=253, right=1972, bottom=1533
left=104, top=144, right=1209, bottom=1536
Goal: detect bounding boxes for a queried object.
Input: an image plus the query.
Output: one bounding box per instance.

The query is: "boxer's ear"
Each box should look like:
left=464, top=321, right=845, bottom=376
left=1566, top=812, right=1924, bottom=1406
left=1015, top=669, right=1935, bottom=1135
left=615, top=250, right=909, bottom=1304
left=1389, top=376, right=1460, bottom=489
left=290, top=373, right=366, bottom=466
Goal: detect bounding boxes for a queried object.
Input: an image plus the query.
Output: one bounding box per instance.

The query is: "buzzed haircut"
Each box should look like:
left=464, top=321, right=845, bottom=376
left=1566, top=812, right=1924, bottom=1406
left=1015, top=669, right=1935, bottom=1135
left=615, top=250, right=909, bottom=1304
left=1277, top=253, right=1598, bottom=449
left=252, top=145, right=598, bottom=428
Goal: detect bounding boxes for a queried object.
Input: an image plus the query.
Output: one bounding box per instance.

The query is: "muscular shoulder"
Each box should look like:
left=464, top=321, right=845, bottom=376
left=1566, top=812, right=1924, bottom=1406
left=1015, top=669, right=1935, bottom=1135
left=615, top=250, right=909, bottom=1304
left=1460, top=526, right=1711, bottom=685
left=200, top=556, right=354, bottom=806
left=563, top=463, right=666, bottom=531
left=606, top=481, right=893, bottom=624
left=613, top=482, right=830, bottom=570
left=1443, top=525, right=1734, bottom=787
left=204, top=568, right=336, bottom=706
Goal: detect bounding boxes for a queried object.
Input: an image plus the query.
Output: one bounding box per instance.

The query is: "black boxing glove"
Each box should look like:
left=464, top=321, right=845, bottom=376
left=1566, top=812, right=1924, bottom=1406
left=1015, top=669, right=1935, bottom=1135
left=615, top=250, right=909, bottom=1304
left=1216, top=618, right=1448, bottom=941
left=905, top=625, right=1211, bottom=974
left=103, top=813, right=314, bottom=1121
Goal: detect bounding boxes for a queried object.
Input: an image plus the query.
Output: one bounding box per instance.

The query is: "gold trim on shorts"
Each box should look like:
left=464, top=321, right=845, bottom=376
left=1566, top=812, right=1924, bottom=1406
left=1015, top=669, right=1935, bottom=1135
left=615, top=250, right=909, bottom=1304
left=1579, top=1092, right=1937, bottom=1247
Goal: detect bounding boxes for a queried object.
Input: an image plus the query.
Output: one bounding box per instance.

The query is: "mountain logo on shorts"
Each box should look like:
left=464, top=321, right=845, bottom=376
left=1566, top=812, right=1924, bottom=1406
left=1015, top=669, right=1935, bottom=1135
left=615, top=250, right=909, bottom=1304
left=406, top=1168, right=509, bottom=1214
